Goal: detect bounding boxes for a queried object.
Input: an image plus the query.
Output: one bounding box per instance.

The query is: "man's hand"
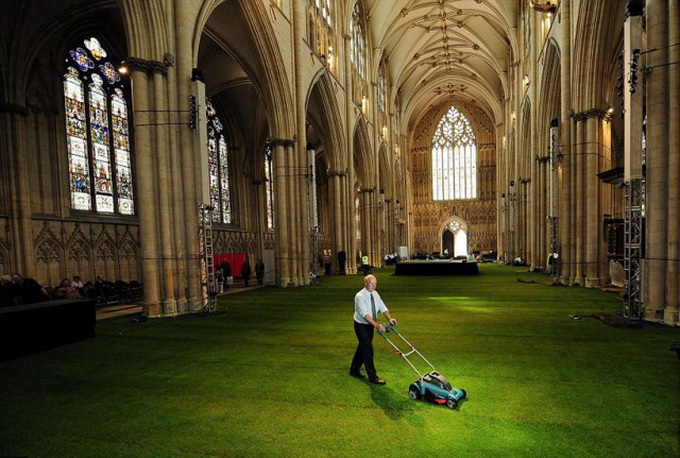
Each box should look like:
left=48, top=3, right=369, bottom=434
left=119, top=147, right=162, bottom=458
left=389, top=318, right=398, bottom=326
left=377, top=324, right=386, bottom=333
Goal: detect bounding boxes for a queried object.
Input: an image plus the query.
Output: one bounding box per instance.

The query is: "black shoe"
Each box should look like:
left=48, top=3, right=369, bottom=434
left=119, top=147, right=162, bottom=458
left=369, top=377, right=386, bottom=385
left=349, top=371, right=366, bottom=379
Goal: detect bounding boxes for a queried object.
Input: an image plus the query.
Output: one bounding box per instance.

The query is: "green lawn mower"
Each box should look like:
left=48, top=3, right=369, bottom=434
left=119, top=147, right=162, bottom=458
left=378, top=324, right=467, bottom=409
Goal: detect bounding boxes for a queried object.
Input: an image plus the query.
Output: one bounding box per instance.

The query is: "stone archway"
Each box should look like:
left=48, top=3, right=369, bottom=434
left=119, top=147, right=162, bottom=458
left=440, top=217, right=469, bottom=258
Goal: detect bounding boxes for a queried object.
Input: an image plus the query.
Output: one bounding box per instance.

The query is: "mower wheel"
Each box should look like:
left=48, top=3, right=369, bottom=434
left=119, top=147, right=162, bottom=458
left=445, top=399, right=458, bottom=409
left=408, top=384, right=421, bottom=400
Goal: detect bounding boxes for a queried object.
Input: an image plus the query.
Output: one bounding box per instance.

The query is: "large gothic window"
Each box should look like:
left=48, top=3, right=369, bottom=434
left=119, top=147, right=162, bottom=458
left=349, top=2, right=366, bottom=79
left=432, top=106, right=477, bottom=200
left=307, top=0, right=335, bottom=72
left=206, top=100, right=232, bottom=224
left=349, top=2, right=368, bottom=108
left=264, top=145, right=275, bottom=230
left=64, top=37, right=134, bottom=214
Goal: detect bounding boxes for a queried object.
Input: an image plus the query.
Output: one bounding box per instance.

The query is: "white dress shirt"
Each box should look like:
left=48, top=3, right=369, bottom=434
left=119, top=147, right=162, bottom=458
left=354, top=287, right=388, bottom=324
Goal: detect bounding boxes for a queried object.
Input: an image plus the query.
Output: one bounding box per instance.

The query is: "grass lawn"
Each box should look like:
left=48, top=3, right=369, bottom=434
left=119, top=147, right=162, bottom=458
left=1, top=264, right=678, bottom=457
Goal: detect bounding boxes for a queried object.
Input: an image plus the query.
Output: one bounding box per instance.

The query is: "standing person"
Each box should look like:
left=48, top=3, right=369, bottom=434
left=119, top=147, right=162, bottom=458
left=219, top=260, right=232, bottom=289
left=241, top=258, right=252, bottom=287
left=255, top=259, right=265, bottom=285
left=349, top=274, right=397, bottom=385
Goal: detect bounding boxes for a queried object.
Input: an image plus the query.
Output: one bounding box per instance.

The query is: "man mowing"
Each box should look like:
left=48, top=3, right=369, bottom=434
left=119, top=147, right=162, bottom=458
left=349, top=274, right=397, bottom=385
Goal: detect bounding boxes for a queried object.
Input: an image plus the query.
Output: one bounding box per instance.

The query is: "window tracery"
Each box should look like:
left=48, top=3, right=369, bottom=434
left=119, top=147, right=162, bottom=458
left=307, top=0, right=336, bottom=72
left=63, top=37, right=134, bottom=215
left=264, top=145, right=275, bottom=230
left=432, top=106, right=477, bottom=200
left=206, top=100, right=232, bottom=224
left=350, top=1, right=368, bottom=106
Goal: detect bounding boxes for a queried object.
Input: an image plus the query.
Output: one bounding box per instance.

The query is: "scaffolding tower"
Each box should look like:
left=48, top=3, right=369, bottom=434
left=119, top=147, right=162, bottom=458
left=548, top=119, right=560, bottom=280
left=624, top=179, right=644, bottom=319
left=199, top=204, right=217, bottom=314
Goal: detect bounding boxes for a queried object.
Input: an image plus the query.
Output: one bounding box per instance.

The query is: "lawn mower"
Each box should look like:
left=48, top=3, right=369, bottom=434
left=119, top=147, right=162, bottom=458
left=378, top=324, right=467, bottom=409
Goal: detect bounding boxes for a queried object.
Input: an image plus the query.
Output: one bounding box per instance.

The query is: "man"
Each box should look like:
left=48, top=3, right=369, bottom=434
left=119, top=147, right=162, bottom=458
left=255, top=259, right=265, bottom=285
left=350, top=274, right=397, bottom=385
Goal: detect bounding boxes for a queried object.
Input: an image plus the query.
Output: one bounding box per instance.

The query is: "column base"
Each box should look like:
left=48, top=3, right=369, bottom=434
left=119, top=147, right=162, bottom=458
left=663, top=309, right=680, bottom=326
left=143, top=302, right=162, bottom=318
left=585, top=277, right=604, bottom=288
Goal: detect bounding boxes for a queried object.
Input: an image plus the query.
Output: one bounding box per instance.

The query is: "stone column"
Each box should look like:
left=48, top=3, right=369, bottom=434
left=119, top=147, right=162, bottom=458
left=272, top=140, right=290, bottom=286
left=283, top=140, right=301, bottom=286
left=329, top=170, right=346, bottom=272
left=152, top=70, right=177, bottom=313
left=164, top=53, right=187, bottom=311
left=560, top=0, right=573, bottom=284
left=1, top=106, right=34, bottom=276
left=573, top=115, right=585, bottom=284
left=585, top=115, right=598, bottom=286
left=645, top=0, right=669, bottom=321
left=129, top=63, right=161, bottom=316
left=667, top=0, right=680, bottom=324
left=174, top=1, right=202, bottom=311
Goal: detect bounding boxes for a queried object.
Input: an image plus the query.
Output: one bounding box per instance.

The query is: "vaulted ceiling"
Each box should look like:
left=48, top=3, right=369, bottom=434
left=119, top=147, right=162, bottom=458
left=365, top=0, right=518, bottom=130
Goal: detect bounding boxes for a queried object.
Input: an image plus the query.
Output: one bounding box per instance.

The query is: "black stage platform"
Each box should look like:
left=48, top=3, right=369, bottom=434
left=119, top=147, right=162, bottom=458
left=394, top=260, right=479, bottom=276
left=0, top=298, right=96, bottom=360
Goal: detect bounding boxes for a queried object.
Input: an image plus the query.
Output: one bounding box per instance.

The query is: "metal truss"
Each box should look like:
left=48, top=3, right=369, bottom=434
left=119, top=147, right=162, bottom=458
left=624, top=179, right=644, bottom=319
left=199, top=204, right=217, bottom=314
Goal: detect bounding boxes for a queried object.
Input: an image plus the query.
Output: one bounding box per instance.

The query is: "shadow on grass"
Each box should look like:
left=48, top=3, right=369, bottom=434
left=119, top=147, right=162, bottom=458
left=368, top=382, right=424, bottom=425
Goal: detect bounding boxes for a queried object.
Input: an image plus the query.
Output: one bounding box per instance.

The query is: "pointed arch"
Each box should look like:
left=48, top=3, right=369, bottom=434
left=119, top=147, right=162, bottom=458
left=352, top=117, right=374, bottom=187
left=307, top=70, right=347, bottom=171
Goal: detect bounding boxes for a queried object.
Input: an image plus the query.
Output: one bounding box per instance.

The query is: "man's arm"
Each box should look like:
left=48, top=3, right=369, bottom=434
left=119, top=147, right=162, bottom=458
left=363, top=314, right=386, bottom=332
left=382, top=310, right=397, bottom=326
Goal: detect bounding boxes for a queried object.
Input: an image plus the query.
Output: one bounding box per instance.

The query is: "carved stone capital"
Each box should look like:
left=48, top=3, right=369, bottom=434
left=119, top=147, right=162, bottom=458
left=572, top=108, right=609, bottom=121
left=269, top=138, right=296, bottom=148
left=126, top=57, right=168, bottom=76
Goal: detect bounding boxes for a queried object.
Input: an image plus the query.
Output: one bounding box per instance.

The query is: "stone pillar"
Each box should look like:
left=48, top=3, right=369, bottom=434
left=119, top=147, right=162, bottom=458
left=329, top=170, right=347, bottom=272
left=645, top=0, right=669, bottom=321
left=573, top=115, right=585, bottom=283
left=667, top=0, right=680, bottom=324
left=164, top=53, right=188, bottom=311
left=1, top=106, right=34, bottom=276
left=152, top=70, right=177, bottom=313
left=272, top=140, right=290, bottom=286
left=129, top=64, right=161, bottom=316
left=585, top=115, right=599, bottom=286
left=559, top=0, right=573, bottom=284
left=284, top=140, right=301, bottom=286
left=174, top=1, right=202, bottom=312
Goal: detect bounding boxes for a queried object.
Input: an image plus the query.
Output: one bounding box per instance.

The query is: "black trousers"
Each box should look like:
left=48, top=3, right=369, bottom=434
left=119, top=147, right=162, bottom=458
left=350, top=321, right=377, bottom=379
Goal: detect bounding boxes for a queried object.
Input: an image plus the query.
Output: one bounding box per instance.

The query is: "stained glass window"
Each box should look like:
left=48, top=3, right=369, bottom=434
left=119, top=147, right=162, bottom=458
left=432, top=106, right=477, bottom=200
left=206, top=100, right=232, bottom=224
left=63, top=37, right=134, bottom=214
left=350, top=2, right=366, bottom=79
left=265, top=145, right=275, bottom=230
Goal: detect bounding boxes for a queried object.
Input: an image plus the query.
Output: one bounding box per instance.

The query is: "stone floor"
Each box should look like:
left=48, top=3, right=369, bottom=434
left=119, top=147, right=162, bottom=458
left=95, top=283, right=265, bottom=320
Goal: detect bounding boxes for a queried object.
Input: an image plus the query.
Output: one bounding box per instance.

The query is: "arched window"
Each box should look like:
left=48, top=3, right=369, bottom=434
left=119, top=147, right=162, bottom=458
left=308, top=0, right=335, bottom=71
left=432, top=106, right=477, bottom=200
left=349, top=2, right=366, bottom=79
left=64, top=37, right=134, bottom=214
left=264, top=145, right=275, bottom=230
left=377, top=63, right=386, bottom=112
left=206, top=100, right=232, bottom=224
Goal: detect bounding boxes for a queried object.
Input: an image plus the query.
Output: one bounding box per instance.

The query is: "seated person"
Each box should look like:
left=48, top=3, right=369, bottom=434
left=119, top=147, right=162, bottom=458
left=11, top=273, right=50, bottom=304
left=54, top=278, right=82, bottom=300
